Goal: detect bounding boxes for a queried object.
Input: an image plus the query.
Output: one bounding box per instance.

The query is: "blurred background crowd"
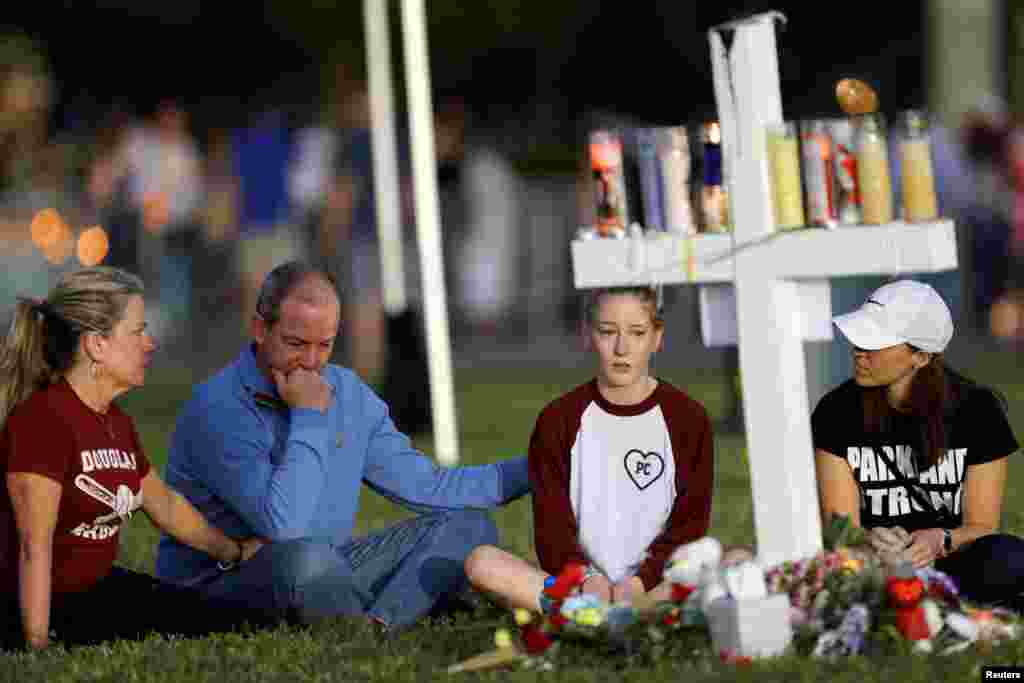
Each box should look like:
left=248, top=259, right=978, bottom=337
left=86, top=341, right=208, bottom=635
left=0, top=32, right=581, bottom=389
left=1, top=1, right=1022, bottom=426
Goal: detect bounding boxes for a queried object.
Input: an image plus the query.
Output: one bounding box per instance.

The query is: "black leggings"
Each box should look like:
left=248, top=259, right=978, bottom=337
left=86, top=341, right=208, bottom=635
left=935, top=533, right=1024, bottom=608
left=1, top=566, right=284, bottom=651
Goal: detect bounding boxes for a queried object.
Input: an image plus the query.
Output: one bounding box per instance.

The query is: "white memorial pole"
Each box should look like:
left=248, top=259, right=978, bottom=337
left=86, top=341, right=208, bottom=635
left=399, top=0, right=460, bottom=466
left=710, top=13, right=822, bottom=568
left=363, top=0, right=408, bottom=316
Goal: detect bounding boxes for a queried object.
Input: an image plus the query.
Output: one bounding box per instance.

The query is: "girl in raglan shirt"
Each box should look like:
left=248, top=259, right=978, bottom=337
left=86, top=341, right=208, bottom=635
left=0, top=267, right=279, bottom=650
left=465, top=286, right=714, bottom=609
left=814, top=280, right=1024, bottom=610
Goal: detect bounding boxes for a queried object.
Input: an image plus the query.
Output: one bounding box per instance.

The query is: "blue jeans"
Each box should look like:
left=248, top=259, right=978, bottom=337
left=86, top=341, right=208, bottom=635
left=936, top=533, right=1024, bottom=608
left=199, top=510, right=498, bottom=629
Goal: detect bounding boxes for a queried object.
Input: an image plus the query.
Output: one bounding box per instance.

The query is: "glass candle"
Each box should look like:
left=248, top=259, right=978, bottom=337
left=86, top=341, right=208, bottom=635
left=766, top=121, right=805, bottom=230
left=589, top=130, right=629, bottom=238
left=855, top=114, right=893, bottom=225
left=658, top=127, right=696, bottom=235
left=700, top=121, right=731, bottom=233
left=899, top=110, right=939, bottom=222
left=800, top=119, right=837, bottom=227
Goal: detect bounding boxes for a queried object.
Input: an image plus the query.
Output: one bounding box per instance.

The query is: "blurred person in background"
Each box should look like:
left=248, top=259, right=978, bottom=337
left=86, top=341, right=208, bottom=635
left=117, top=100, right=203, bottom=344
left=232, top=108, right=305, bottom=328
left=434, top=93, right=523, bottom=339
left=0, top=267, right=280, bottom=650
left=316, top=72, right=389, bottom=385
left=85, top=109, right=138, bottom=275
left=958, top=96, right=1015, bottom=336
left=0, top=39, right=77, bottom=322
left=155, top=261, right=530, bottom=633
left=989, top=109, right=1024, bottom=343
left=188, top=126, right=245, bottom=355
left=0, top=37, right=53, bottom=200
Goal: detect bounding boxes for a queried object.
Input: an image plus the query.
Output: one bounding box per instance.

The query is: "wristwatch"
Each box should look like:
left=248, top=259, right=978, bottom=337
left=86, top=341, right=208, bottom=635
left=942, top=529, right=953, bottom=555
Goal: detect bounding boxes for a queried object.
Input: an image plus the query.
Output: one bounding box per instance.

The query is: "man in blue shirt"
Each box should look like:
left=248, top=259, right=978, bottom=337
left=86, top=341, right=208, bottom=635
left=155, top=261, right=530, bottom=631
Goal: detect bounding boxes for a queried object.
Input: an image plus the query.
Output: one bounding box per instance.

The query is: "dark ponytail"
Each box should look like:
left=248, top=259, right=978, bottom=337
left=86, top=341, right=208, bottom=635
left=862, top=351, right=1000, bottom=467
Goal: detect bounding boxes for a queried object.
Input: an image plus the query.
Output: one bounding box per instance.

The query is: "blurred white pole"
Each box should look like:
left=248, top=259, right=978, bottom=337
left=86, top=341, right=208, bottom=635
left=363, top=0, right=408, bottom=316
left=399, top=0, right=460, bottom=466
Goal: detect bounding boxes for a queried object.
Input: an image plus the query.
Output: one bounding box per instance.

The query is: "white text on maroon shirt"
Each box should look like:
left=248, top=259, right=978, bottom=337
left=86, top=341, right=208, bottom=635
left=80, top=449, right=138, bottom=472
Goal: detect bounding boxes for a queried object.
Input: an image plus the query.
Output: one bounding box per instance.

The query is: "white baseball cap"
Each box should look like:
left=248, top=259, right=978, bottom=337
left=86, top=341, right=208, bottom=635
left=832, top=280, right=954, bottom=353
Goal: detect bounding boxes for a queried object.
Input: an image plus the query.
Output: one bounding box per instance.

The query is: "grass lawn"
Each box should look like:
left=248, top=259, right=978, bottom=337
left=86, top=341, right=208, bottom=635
left=3, top=347, right=1024, bottom=681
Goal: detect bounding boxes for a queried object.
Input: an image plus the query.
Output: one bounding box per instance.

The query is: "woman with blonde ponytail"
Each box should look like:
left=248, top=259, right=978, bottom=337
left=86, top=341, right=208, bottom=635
left=0, top=298, right=57, bottom=426
left=0, top=267, right=282, bottom=651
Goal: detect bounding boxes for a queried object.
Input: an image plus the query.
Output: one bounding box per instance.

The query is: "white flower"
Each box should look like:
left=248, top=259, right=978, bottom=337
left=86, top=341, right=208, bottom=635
left=921, top=600, right=943, bottom=637
left=945, top=613, right=979, bottom=641
left=665, top=537, right=723, bottom=585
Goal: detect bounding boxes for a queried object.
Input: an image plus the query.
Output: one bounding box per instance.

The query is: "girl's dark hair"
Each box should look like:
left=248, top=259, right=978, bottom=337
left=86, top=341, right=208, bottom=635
left=862, top=349, right=1006, bottom=467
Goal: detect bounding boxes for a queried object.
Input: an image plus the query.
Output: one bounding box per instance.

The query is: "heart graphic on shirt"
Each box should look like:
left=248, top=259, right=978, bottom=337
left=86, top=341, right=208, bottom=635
left=624, top=449, right=665, bottom=490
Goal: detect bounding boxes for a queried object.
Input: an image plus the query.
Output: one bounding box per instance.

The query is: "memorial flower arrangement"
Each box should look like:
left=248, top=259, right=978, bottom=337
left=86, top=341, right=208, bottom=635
left=769, top=515, right=1020, bottom=657
left=446, top=515, right=1022, bottom=674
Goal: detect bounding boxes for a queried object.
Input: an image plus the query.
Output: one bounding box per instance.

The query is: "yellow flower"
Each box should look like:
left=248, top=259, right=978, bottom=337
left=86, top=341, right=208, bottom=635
left=841, top=557, right=863, bottom=573
left=494, top=628, right=513, bottom=649
left=513, top=608, right=533, bottom=626
left=574, top=608, right=605, bottom=627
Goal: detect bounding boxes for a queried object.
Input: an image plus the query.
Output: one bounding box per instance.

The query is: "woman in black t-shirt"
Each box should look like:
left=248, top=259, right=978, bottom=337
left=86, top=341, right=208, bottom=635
left=813, top=280, right=1023, bottom=609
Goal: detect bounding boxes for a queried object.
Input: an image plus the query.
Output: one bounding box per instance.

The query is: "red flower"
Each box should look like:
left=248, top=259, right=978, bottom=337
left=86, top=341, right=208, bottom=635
left=719, top=650, right=753, bottom=665
left=894, top=605, right=931, bottom=641
left=547, top=614, right=569, bottom=631
left=886, top=576, right=925, bottom=607
left=926, top=581, right=957, bottom=605
left=545, top=563, right=587, bottom=600
left=662, top=608, right=681, bottom=626
left=521, top=624, right=555, bottom=655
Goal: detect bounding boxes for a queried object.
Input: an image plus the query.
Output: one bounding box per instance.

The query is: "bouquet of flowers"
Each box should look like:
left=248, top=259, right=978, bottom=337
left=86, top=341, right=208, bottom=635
left=445, top=518, right=1022, bottom=673
left=767, top=514, right=1019, bottom=657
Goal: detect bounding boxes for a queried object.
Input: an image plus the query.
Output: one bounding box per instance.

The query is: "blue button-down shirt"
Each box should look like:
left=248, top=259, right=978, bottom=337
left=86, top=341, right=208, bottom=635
left=155, top=345, right=529, bottom=586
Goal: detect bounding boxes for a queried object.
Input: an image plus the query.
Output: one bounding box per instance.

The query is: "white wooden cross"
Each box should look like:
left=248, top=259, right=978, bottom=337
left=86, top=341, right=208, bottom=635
left=571, top=12, right=958, bottom=569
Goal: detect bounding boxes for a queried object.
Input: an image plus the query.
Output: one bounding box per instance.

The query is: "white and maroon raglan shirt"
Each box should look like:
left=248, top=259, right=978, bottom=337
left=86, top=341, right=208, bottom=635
left=529, top=379, right=714, bottom=590
left=0, top=380, right=150, bottom=595
left=812, top=379, right=1019, bottom=531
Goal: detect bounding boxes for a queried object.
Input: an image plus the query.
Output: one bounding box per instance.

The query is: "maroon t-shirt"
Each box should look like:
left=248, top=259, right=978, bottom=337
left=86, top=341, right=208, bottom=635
left=0, top=380, right=151, bottom=594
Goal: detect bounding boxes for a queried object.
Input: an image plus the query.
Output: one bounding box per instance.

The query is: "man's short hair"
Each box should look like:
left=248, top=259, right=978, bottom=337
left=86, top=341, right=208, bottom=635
left=255, top=261, right=339, bottom=326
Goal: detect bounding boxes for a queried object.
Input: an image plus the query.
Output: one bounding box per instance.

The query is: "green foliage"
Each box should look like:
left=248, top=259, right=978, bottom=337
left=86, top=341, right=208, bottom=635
left=6, top=353, right=1024, bottom=680
left=822, top=513, right=868, bottom=551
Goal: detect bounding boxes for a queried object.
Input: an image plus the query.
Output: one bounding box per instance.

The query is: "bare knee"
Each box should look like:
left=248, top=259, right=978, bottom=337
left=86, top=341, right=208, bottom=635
left=464, top=544, right=507, bottom=587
